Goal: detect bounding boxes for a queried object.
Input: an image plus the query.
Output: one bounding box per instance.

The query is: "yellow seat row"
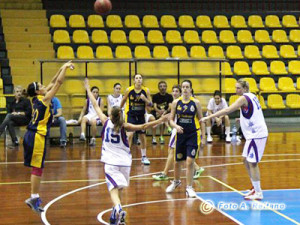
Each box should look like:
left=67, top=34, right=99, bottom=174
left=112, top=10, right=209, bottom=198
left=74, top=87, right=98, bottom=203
left=50, top=14, right=300, bottom=29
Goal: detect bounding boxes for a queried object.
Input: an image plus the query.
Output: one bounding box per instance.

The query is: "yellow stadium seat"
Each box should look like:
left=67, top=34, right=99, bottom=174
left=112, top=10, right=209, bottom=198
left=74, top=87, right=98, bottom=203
left=190, top=46, right=206, bottom=58
left=165, top=30, right=182, bottom=44
left=233, top=61, right=251, bottom=75
left=50, top=15, right=67, bottom=28
left=64, top=79, right=85, bottom=95
left=72, top=30, right=89, bottom=43
left=77, top=46, right=94, bottom=59
left=110, top=30, right=127, bottom=43
left=53, top=30, right=70, bottom=43
left=69, top=15, right=85, bottom=28
left=171, top=46, right=188, bottom=58
left=129, top=30, right=146, bottom=44
left=87, top=15, right=104, bottom=28
left=231, top=15, right=247, bottom=28
left=254, top=30, right=271, bottom=43
left=183, top=30, right=200, bottom=44
left=213, top=15, right=230, bottom=28
left=244, top=78, right=259, bottom=93
left=278, top=77, right=296, bottom=91
left=244, top=45, right=261, bottom=59
left=286, top=94, right=300, bottom=108
left=280, top=45, right=296, bottom=58
left=142, top=15, right=159, bottom=28
left=201, top=30, right=218, bottom=43
left=252, top=61, right=270, bottom=75
left=298, top=78, right=300, bottom=90
left=270, top=60, right=288, bottom=75
left=265, top=15, right=282, bottom=28
left=248, top=15, right=264, bottom=28
left=196, top=15, right=213, bottom=28
left=147, top=30, right=164, bottom=44
left=222, top=62, right=233, bottom=76
left=237, top=30, right=254, bottom=43
left=208, top=46, right=224, bottom=58
left=268, top=94, right=285, bottom=109
left=224, top=78, right=237, bottom=93
left=219, top=30, right=236, bottom=43
left=96, top=46, right=113, bottom=58
left=160, top=15, right=177, bottom=28
left=226, top=45, right=243, bottom=59
left=57, top=46, right=74, bottom=59
left=283, top=15, right=298, bottom=27
left=0, top=79, right=3, bottom=90
left=229, top=95, right=239, bottom=105
left=288, top=60, right=300, bottom=74
left=260, top=77, right=277, bottom=92
left=298, top=45, right=300, bottom=57
left=262, top=45, right=279, bottom=58
left=115, top=46, right=132, bottom=58
left=106, top=15, right=123, bottom=28
left=153, top=46, right=170, bottom=58
left=272, top=30, right=289, bottom=43
left=289, top=30, right=300, bottom=42
left=257, top=95, right=267, bottom=109
left=178, top=15, right=195, bottom=28
left=134, top=46, right=151, bottom=58
left=124, top=15, right=141, bottom=28
left=91, top=30, right=109, bottom=43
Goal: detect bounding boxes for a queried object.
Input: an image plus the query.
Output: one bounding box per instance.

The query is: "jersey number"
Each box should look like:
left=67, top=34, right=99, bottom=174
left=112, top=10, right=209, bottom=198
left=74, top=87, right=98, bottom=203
left=253, top=97, right=261, bottom=110
left=31, top=109, right=39, bottom=124
left=104, top=127, right=120, bottom=144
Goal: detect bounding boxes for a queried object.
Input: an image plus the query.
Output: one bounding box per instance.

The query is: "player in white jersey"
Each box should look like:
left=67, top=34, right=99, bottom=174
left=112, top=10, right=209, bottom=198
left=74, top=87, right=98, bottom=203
left=152, top=85, right=205, bottom=181
left=84, top=78, right=168, bottom=225
left=78, top=86, right=104, bottom=146
left=201, top=79, right=268, bottom=200
left=206, top=90, right=231, bottom=143
left=107, top=83, right=123, bottom=116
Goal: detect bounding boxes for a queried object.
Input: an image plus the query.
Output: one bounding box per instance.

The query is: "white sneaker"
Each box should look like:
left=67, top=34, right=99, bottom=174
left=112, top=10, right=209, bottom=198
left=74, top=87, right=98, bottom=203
left=244, top=191, right=263, bottom=200
left=141, top=156, right=150, bottom=165
left=243, top=187, right=254, bottom=197
left=89, top=138, right=96, bottom=146
left=79, top=133, right=86, bottom=141
left=186, top=186, right=197, bottom=198
left=226, top=135, right=231, bottom=143
left=207, top=136, right=213, bottom=143
left=166, top=180, right=181, bottom=193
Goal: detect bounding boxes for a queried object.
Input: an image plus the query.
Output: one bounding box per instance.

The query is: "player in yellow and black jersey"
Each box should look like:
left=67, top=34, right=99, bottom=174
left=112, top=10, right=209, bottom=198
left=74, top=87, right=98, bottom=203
left=120, top=74, right=152, bottom=165
left=23, top=61, right=74, bottom=213
left=166, top=80, right=206, bottom=198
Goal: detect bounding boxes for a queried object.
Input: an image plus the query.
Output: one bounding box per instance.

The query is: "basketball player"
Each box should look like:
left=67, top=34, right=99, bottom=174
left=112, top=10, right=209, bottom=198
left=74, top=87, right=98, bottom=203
left=120, top=74, right=152, bottom=165
left=166, top=80, right=206, bottom=198
left=201, top=79, right=268, bottom=200
left=24, top=61, right=74, bottom=213
left=107, top=83, right=123, bottom=116
left=78, top=86, right=104, bottom=146
left=84, top=78, right=168, bottom=225
left=153, top=85, right=205, bottom=181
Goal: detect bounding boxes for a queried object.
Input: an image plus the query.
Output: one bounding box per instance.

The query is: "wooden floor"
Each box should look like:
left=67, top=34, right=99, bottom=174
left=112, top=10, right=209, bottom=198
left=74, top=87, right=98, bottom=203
left=1, top=132, right=300, bottom=225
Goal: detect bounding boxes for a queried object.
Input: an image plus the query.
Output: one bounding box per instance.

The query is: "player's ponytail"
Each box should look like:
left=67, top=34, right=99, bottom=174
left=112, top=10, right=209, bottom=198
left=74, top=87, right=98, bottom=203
left=111, top=106, right=123, bottom=133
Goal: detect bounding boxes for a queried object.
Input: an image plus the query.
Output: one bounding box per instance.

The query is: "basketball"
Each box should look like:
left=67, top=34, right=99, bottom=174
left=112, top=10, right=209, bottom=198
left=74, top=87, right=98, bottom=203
left=94, top=0, right=112, bottom=15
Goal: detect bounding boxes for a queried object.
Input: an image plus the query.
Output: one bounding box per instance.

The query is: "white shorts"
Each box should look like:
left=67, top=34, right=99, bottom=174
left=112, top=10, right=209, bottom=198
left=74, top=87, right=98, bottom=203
left=168, top=128, right=177, bottom=149
left=145, top=113, right=154, bottom=123
left=84, top=113, right=101, bottom=125
left=104, top=164, right=131, bottom=191
left=242, top=137, right=267, bottom=163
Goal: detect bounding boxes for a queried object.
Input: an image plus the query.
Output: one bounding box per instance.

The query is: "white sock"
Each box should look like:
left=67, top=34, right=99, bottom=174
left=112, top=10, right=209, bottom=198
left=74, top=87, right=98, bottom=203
left=141, top=148, right=146, bottom=157
left=225, top=127, right=230, bottom=137
left=206, top=127, right=211, bottom=137
left=31, top=193, right=39, bottom=198
left=186, top=185, right=192, bottom=189
left=115, top=203, right=122, bottom=213
left=81, top=132, right=85, bottom=137
left=252, top=181, right=262, bottom=192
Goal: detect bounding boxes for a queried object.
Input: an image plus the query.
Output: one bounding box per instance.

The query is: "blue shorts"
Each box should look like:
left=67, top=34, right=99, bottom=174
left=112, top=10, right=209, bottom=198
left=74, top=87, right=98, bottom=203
left=23, top=130, right=47, bottom=168
left=175, top=130, right=200, bottom=161
left=126, top=114, right=146, bottom=134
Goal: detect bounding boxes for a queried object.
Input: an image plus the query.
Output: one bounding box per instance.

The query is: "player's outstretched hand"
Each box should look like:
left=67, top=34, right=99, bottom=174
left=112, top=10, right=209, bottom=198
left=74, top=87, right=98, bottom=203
left=84, top=78, right=90, bottom=90
left=64, top=60, right=74, bottom=70
left=175, top=125, right=184, bottom=134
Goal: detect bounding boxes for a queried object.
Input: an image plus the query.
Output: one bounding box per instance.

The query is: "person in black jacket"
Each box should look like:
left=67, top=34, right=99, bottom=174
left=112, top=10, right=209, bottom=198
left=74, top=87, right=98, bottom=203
left=0, top=85, right=32, bottom=146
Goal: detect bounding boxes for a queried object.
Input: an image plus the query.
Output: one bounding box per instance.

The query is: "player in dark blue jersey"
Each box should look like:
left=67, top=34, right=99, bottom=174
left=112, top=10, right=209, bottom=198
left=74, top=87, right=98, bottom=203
left=166, top=80, right=206, bottom=198
left=24, top=61, right=74, bottom=213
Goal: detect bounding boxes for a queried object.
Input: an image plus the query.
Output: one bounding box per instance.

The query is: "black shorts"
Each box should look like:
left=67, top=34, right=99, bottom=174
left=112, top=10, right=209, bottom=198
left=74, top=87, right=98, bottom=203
left=126, top=114, right=146, bottom=134
left=23, top=130, right=47, bottom=168
left=175, top=130, right=200, bottom=161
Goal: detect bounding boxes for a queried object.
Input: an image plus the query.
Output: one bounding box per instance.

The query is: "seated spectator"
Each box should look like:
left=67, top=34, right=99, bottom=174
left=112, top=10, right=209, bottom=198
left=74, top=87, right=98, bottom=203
left=206, top=90, right=231, bottom=143
left=0, top=85, right=32, bottom=146
left=107, top=83, right=123, bottom=116
left=51, top=97, right=67, bottom=147
left=78, top=86, right=104, bottom=146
